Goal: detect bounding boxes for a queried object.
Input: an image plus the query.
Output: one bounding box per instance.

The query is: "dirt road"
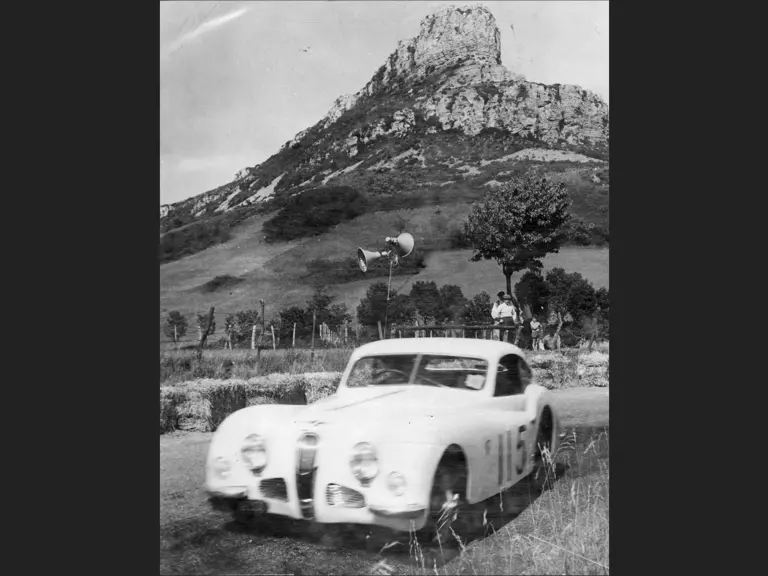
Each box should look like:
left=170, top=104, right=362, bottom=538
left=160, top=387, right=608, bottom=575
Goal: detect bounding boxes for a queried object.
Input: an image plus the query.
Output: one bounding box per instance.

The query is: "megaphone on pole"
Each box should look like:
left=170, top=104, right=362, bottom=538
left=357, top=248, right=387, bottom=273
left=357, top=232, right=415, bottom=273
left=386, top=232, right=415, bottom=258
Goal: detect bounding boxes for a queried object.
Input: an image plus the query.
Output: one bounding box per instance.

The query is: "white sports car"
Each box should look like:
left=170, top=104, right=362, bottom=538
left=206, top=338, right=561, bottom=543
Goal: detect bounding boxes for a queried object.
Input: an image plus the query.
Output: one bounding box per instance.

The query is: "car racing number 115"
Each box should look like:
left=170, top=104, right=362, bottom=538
left=498, top=425, right=527, bottom=487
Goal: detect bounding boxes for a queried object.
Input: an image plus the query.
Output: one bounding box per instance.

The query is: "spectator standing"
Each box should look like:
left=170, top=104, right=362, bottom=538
left=497, top=294, right=518, bottom=343
left=530, top=316, right=542, bottom=350
left=490, top=291, right=505, bottom=340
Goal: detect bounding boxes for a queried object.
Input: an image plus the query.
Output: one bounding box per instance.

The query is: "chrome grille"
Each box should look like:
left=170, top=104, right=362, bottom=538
left=296, top=433, right=319, bottom=518
left=259, top=478, right=288, bottom=501
left=325, top=483, right=366, bottom=508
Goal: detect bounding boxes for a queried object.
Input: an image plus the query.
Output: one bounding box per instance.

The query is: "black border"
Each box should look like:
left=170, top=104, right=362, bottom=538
left=34, top=1, right=721, bottom=574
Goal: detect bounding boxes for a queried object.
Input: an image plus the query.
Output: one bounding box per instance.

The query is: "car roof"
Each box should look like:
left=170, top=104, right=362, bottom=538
left=350, top=338, right=524, bottom=360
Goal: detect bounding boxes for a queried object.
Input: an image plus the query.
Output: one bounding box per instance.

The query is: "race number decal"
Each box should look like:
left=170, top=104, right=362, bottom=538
left=499, top=430, right=521, bottom=486
left=515, top=425, right=527, bottom=475
left=497, top=434, right=504, bottom=486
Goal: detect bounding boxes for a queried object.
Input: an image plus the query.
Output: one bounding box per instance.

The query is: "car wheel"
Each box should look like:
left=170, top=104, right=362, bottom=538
left=530, top=408, right=555, bottom=490
left=421, top=456, right=471, bottom=549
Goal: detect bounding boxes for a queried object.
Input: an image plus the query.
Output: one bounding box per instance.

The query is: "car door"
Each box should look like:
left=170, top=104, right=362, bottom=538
left=493, top=354, right=536, bottom=491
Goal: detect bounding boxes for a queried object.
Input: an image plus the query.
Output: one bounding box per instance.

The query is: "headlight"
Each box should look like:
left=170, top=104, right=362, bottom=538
left=387, top=472, right=407, bottom=496
left=241, top=434, right=267, bottom=472
left=212, top=456, right=232, bottom=479
left=350, top=442, right=378, bottom=483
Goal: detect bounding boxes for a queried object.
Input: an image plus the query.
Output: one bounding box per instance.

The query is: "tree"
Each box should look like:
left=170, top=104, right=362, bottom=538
left=408, top=281, right=441, bottom=324
left=514, top=271, right=549, bottom=319
left=307, top=285, right=333, bottom=316
left=164, top=310, right=188, bottom=344
left=327, top=303, right=352, bottom=332
left=464, top=173, right=571, bottom=295
left=595, top=286, right=610, bottom=340
left=544, top=268, right=599, bottom=342
left=438, top=284, right=468, bottom=322
left=278, top=305, right=310, bottom=341
left=357, top=281, right=414, bottom=328
left=462, top=291, right=493, bottom=324
left=196, top=312, right=216, bottom=337
left=224, top=309, right=260, bottom=347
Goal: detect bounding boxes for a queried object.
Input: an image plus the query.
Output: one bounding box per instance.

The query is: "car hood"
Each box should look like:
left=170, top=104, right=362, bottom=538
left=296, top=385, right=476, bottom=428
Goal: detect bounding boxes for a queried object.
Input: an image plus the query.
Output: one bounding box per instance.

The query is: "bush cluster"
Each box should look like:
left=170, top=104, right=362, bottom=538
left=262, top=186, right=368, bottom=243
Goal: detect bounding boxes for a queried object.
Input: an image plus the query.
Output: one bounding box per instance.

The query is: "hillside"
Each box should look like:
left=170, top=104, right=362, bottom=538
left=159, top=4, right=608, bottom=332
left=160, top=4, right=608, bottom=261
left=159, top=202, right=608, bottom=341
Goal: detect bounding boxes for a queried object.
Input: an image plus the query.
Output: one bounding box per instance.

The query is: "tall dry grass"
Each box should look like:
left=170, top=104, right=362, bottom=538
left=159, top=347, right=609, bottom=388
left=159, top=348, right=353, bottom=385
left=370, top=429, right=609, bottom=575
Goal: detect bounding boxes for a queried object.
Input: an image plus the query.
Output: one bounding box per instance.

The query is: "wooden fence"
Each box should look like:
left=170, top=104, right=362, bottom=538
left=392, top=324, right=513, bottom=340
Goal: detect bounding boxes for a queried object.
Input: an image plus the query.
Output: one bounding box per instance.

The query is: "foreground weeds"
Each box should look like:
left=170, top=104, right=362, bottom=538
left=371, top=429, right=609, bottom=575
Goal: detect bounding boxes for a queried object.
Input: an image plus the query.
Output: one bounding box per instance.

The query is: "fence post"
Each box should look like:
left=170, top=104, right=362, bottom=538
left=377, top=321, right=383, bottom=340
left=174, top=325, right=178, bottom=349
left=251, top=324, right=256, bottom=350
left=311, top=309, right=316, bottom=362
left=292, top=323, right=296, bottom=348
left=271, top=325, right=276, bottom=350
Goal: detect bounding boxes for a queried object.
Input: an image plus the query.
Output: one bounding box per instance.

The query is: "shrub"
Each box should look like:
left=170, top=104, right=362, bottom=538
left=262, top=186, right=368, bottom=243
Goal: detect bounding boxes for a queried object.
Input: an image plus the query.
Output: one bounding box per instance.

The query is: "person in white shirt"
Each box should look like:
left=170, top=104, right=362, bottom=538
left=490, top=291, right=505, bottom=340
left=497, top=294, right=519, bottom=343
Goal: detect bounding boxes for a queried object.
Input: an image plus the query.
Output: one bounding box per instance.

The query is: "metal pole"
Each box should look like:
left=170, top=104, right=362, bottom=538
left=383, top=258, right=393, bottom=339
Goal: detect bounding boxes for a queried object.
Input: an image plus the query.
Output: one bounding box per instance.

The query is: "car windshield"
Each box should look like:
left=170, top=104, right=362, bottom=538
left=346, top=354, right=488, bottom=391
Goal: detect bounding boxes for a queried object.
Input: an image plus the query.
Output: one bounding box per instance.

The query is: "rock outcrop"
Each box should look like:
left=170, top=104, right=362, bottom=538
left=286, top=3, right=606, bottom=149
left=161, top=3, right=608, bottom=231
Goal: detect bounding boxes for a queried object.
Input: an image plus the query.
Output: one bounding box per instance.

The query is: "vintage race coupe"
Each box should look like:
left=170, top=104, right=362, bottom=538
left=205, top=338, right=562, bottom=543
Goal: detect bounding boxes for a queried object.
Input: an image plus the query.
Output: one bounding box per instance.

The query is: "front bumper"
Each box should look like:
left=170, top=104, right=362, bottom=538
left=368, top=503, right=427, bottom=520
left=207, top=477, right=429, bottom=532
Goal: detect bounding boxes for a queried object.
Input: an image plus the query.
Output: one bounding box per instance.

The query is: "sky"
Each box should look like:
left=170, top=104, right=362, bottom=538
left=160, top=1, right=609, bottom=205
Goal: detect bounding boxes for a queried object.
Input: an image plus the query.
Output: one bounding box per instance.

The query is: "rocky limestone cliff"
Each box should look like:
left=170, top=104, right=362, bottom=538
left=170, top=3, right=608, bottom=236
left=278, top=2, right=606, bottom=163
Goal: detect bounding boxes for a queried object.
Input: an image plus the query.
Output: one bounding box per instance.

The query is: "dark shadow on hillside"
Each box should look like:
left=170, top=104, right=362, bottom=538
left=198, top=274, right=244, bottom=293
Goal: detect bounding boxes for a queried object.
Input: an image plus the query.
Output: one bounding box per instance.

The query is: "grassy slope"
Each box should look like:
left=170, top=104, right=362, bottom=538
left=160, top=205, right=607, bottom=339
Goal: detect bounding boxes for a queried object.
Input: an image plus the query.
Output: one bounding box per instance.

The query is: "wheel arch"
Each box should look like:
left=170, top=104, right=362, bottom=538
left=435, top=443, right=471, bottom=499
left=536, top=404, right=558, bottom=455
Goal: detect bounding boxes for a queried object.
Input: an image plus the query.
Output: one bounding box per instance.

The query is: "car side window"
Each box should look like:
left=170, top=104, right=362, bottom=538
left=494, top=354, right=527, bottom=397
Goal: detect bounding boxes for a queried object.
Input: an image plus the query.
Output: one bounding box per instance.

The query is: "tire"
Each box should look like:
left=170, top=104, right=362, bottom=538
left=530, top=408, right=555, bottom=490
left=420, top=454, right=471, bottom=549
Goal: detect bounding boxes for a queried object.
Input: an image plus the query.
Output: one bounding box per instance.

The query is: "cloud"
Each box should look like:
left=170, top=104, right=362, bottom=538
left=162, top=7, right=251, bottom=59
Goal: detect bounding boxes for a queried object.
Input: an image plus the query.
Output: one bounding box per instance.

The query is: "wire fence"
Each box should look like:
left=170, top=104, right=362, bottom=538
left=159, top=304, right=538, bottom=353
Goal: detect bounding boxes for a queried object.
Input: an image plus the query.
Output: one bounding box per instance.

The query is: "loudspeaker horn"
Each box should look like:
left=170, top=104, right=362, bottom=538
left=357, top=247, right=386, bottom=273
left=385, top=232, right=415, bottom=258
